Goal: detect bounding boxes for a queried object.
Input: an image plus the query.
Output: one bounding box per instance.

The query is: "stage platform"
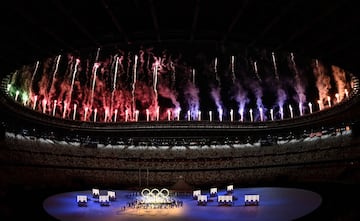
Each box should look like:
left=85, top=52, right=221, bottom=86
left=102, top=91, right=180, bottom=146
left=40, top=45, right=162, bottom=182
left=43, top=187, right=321, bottom=221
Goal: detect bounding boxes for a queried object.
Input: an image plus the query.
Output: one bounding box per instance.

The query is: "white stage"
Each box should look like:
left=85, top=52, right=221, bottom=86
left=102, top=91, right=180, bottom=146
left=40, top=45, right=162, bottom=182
left=43, top=187, right=321, bottom=221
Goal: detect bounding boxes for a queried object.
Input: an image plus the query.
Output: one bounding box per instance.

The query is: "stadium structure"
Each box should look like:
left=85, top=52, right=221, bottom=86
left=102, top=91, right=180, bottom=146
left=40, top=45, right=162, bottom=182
left=1, top=43, right=359, bottom=188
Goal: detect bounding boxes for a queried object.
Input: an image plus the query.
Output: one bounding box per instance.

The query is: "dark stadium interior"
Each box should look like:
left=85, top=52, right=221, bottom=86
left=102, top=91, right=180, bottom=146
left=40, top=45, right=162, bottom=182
left=1, top=0, right=360, bottom=220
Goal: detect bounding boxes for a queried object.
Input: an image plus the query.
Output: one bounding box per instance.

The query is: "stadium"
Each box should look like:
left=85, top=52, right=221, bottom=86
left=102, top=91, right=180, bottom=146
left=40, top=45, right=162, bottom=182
left=1, top=1, right=360, bottom=220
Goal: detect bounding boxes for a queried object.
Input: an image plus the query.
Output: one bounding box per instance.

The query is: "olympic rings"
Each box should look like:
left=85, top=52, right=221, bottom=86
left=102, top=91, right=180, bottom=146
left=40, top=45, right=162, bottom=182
left=141, top=188, right=169, bottom=198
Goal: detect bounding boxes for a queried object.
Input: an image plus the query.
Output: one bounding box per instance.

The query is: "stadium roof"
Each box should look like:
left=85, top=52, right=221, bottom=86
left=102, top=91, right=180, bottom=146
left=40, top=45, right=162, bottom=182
left=1, top=0, right=360, bottom=76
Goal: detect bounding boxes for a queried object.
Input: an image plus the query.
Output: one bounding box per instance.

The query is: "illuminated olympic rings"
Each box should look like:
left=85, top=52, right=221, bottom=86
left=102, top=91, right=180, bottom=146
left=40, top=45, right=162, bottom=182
left=141, top=188, right=169, bottom=198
